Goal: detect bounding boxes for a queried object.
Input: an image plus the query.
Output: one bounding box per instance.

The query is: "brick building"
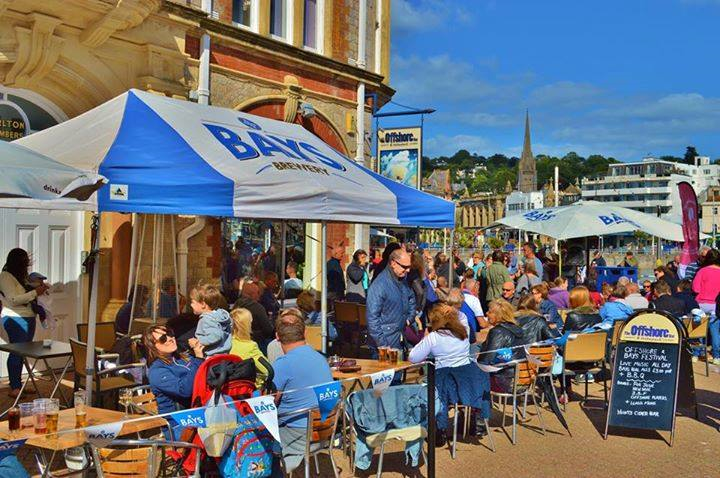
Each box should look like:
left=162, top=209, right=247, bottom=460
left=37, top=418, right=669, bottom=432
left=0, top=0, right=393, bottom=334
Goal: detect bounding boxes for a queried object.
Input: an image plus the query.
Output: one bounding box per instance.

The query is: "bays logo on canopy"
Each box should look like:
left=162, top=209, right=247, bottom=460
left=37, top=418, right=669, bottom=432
left=204, top=117, right=347, bottom=177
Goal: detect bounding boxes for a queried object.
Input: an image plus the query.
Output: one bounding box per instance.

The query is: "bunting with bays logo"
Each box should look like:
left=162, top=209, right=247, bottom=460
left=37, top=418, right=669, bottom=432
left=246, top=395, right=280, bottom=443
left=84, top=421, right=124, bottom=448
left=312, top=382, right=342, bottom=421
left=14, top=89, right=454, bottom=228
left=169, top=407, right=207, bottom=429
left=370, top=369, right=394, bottom=396
left=0, top=439, right=27, bottom=459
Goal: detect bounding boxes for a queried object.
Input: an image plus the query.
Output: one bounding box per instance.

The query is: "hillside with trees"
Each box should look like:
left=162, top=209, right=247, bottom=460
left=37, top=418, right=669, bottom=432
left=422, top=150, right=619, bottom=194
left=422, top=145, right=716, bottom=195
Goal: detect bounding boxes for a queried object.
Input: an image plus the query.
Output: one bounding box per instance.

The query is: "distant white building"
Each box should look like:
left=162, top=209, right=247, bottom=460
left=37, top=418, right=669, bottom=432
left=581, top=156, right=720, bottom=223
left=505, top=190, right=545, bottom=217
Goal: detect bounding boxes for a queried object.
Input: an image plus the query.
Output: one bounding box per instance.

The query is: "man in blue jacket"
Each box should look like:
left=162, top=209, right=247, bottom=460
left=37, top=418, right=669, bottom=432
left=366, top=249, right=416, bottom=353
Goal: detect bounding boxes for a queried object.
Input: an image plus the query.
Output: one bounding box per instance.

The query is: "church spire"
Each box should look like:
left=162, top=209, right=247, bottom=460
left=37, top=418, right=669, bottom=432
left=522, top=109, right=533, bottom=160
left=517, top=109, right=537, bottom=193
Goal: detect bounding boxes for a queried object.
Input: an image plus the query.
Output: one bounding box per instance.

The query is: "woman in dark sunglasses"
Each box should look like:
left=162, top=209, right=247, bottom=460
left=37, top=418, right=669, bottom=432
left=143, top=325, right=205, bottom=439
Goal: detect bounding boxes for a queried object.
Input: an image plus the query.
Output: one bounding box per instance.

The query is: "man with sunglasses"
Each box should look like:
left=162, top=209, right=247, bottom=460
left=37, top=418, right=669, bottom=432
left=366, top=249, right=416, bottom=355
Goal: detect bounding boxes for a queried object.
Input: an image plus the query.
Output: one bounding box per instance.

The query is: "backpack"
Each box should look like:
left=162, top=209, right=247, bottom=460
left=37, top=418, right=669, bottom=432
left=219, top=413, right=274, bottom=478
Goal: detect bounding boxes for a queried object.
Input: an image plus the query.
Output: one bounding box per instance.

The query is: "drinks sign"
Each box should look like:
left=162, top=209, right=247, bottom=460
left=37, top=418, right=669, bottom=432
left=605, top=311, right=684, bottom=446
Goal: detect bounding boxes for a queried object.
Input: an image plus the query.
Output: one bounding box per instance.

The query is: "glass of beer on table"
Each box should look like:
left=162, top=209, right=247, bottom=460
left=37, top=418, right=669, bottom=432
left=33, top=398, right=48, bottom=434
left=378, top=346, right=389, bottom=363
left=46, top=398, right=60, bottom=435
left=388, top=348, right=399, bottom=364
left=74, top=391, right=87, bottom=428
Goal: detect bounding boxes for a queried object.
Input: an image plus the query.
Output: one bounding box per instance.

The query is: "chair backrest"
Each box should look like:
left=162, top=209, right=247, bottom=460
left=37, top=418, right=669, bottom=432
left=514, top=360, right=537, bottom=388
left=611, top=322, right=623, bottom=347
left=69, top=338, right=88, bottom=378
left=94, top=446, right=154, bottom=478
left=334, top=301, right=358, bottom=324
left=527, top=345, right=555, bottom=373
left=564, top=331, right=607, bottom=363
left=78, top=322, right=117, bottom=351
left=306, top=325, right=322, bottom=351
left=130, top=386, right=158, bottom=415
left=357, top=304, right=367, bottom=327
left=683, top=317, right=709, bottom=340
left=310, top=408, right=339, bottom=443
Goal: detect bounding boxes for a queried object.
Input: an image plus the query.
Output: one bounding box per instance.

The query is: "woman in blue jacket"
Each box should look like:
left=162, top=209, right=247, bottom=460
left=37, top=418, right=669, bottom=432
left=599, top=285, right=634, bottom=325
left=143, top=325, right=205, bottom=439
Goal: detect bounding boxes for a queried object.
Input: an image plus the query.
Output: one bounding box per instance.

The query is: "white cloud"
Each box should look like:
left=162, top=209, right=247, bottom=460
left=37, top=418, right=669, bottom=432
left=528, top=81, right=604, bottom=108
left=392, top=0, right=472, bottom=34
left=392, top=54, right=520, bottom=104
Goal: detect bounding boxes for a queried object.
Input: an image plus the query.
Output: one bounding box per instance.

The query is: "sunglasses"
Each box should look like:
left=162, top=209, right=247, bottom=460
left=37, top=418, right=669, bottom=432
left=502, top=288, right=514, bottom=292
left=393, top=260, right=411, bottom=271
left=155, top=330, right=175, bottom=344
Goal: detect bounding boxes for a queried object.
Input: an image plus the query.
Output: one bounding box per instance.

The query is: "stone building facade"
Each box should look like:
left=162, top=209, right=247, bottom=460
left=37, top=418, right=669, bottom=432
left=457, top=190, right=509, bottom=230
left=0, top=0, right=393, bottom=326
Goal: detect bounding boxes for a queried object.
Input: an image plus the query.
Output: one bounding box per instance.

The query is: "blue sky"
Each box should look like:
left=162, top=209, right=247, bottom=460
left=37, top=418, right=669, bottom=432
left=385, top=0, right=720, bottom=162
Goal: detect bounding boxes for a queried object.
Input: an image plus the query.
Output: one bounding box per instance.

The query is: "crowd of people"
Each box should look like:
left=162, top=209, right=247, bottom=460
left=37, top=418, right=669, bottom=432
left=2, top=236, right=718, bottom=476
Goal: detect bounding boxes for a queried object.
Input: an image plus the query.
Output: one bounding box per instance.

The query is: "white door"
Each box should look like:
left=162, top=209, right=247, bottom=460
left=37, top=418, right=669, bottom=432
left=0, top=208, right=83, bottom=376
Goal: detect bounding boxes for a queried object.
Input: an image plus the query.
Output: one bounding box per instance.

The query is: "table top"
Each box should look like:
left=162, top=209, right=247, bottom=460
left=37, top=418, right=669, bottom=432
left=0, top=406, right=167, bottom=451
left=0, top=340, right=72, bottom=359
left=332, top=358, right=412, bottom=381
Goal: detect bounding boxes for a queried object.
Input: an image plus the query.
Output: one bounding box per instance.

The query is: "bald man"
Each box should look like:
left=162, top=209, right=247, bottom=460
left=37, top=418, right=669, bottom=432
left=501, top=281, right=520, bottom=308
left=366, top=249, right=416, bottom=352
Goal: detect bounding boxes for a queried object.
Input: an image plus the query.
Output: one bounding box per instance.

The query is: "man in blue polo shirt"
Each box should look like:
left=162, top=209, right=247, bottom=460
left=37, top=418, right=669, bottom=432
left=272, top=309, right=333, bottom=475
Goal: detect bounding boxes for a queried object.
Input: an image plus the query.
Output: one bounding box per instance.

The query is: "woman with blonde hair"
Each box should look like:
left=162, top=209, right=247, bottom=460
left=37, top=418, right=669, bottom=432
left=563, top=286, right=601, bottom=333
left=230, top=307, right=270, bottom=387
left=409, top=304, right=490, bottom=441
left=479, top=299, right=526, bottom=393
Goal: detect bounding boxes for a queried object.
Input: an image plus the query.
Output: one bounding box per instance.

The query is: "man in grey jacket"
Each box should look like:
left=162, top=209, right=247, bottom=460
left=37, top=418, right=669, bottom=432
left=366, top=249, right=416, bottom=352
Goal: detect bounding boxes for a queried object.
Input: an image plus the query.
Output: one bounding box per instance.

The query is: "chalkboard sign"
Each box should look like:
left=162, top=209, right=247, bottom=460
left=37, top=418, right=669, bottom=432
left=605, top=310, right=684, bottom=445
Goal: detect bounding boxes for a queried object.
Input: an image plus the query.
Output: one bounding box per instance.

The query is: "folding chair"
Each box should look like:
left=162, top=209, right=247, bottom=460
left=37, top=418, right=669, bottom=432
left=304, top=407, right=341, bottom=478
left=683, top=316, right=710, bottom=376
left=77, top=322, right=117, bottom=352
left=345, top=386, right=429, bottom=477
left=90, top=439, right=202, bottom=478
left=490, top=360, right=545, bottom=445
left=562, top=331, right=608, bottom=408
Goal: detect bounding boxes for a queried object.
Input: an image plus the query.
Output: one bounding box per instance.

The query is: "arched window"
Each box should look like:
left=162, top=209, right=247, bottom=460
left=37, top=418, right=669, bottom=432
left=0, top=86, right=66, bottom=141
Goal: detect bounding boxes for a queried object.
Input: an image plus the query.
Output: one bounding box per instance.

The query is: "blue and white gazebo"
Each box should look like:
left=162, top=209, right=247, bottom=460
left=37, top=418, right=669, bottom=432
left=16, top=89, right=454, bottom=227
left=17, top=89, right=455, bottom=396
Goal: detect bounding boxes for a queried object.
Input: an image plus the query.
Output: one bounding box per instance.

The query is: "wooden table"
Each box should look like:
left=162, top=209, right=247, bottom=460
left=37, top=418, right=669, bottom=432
left=0, top=406, right=167, bottom=451
left=0, top=341, right=73, bottom=409
left=332, top=358, right=412, bottom=381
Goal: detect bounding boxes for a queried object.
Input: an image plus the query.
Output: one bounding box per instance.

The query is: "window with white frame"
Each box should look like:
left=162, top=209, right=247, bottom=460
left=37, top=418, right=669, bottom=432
left=233, top=0, right=259, bottom=31
left=270, top=0, right=292, bottom=42
left=303, top=0, right=324, bottom=52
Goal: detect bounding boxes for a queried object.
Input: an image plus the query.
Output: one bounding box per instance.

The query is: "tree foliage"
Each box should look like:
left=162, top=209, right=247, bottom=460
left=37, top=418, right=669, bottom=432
left=684, top=146, right=699, bottom=165
left=423, top=149, right=618, bottom=194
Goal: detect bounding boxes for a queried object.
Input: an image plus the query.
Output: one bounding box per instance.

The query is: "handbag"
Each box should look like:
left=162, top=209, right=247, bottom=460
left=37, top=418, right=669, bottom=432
left=198, top=392, right=238, bottom=457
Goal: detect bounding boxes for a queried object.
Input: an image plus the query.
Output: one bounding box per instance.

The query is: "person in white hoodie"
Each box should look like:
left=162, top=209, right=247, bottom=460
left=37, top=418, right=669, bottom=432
left=0, top=248, right=48, bottom=397
left=188, top=284, right=232, bottom=356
